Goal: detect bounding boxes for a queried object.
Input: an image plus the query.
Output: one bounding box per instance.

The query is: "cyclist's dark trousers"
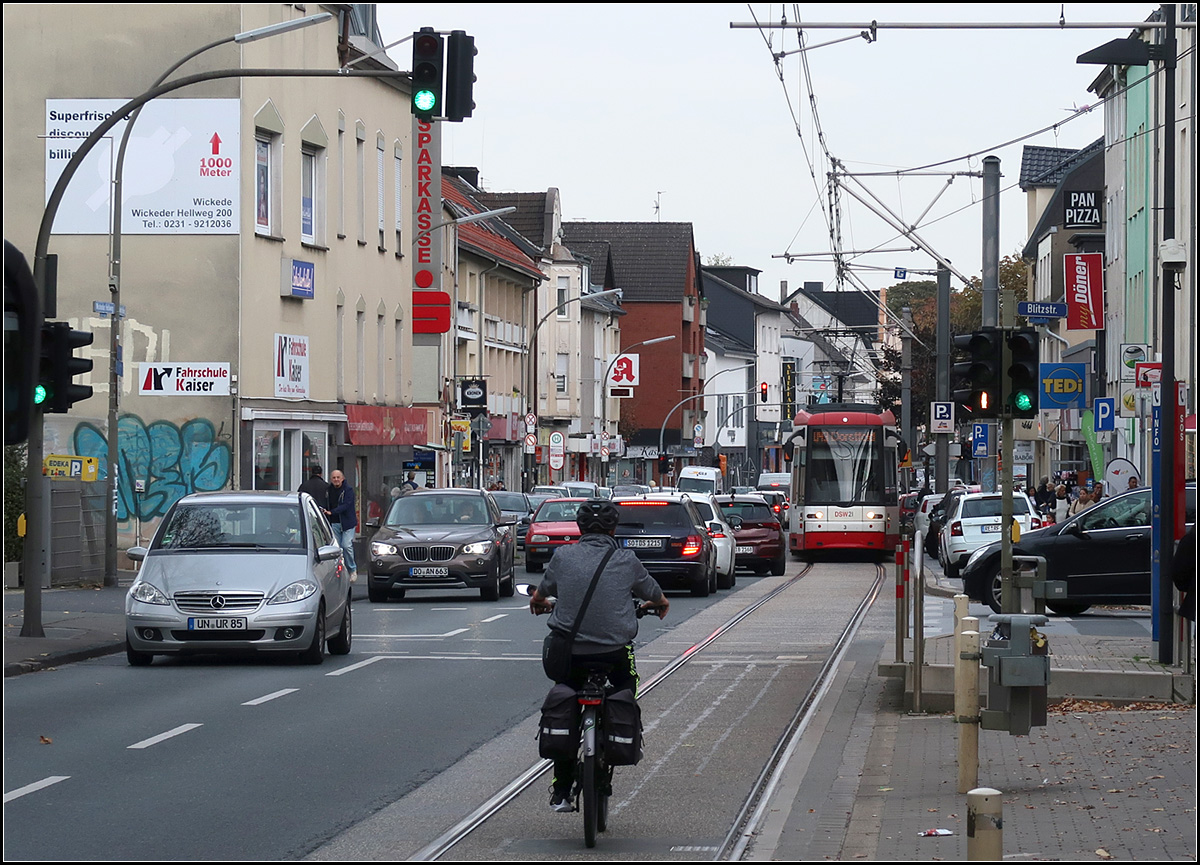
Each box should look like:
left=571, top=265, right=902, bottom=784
left=551, top=644, right=638, bottom=794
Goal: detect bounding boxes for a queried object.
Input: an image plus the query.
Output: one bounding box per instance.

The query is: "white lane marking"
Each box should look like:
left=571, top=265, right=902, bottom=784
left=480, top=614, right=507, bottom=623
left=325, top=652, right=542, bottom=676
left=242, top=688, right=298, bottom=706
left=4, top=775, right=70, bottom=803
left=431, top=607, right=468, bottom=611
left=127, top=723, right=202, bottom=750
left=353, top=628, right=470, bottom=639
left=325, top=656, right=387, bottom=676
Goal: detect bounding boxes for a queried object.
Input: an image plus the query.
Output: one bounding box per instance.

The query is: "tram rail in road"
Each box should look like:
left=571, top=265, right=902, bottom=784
left=411, top=561, right=886, bottom=861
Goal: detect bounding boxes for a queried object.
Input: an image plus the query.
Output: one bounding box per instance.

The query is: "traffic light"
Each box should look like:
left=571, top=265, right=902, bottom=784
left=445, top=30, right=476, bottom=122
left=759, top=381, right=768, bottom=403
left=1006, top=328, right=1039, bottom=418
left=4, top=240, right=37, bottom=443
left=952, top=327, right=1002, bottom=418
left=658, top=454, right=669, bottom=475
left=40, top=321, right=93, bottom=413
left=411, top=28, right=444, bottom=120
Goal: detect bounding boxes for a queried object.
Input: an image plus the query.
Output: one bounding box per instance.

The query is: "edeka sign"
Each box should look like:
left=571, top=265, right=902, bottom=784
left=411, top=118, right=448, bottom=333
left=1039, top=362, right=1087, bottom=410
left=344, top=405, right=428, bottom=446
left=1064, top=252, right=1104, bottom=331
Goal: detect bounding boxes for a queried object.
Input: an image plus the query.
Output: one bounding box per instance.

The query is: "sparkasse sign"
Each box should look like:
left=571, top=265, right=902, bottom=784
left=139, top=363, right=230, bottom=395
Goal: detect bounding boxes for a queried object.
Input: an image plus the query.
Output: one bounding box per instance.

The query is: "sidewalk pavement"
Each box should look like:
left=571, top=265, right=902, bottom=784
left=5, top=567, right=1197, bottom=860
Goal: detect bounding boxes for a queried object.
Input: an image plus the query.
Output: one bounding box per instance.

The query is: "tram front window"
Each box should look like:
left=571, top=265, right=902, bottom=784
left=806, top=427, right=880, bottom=504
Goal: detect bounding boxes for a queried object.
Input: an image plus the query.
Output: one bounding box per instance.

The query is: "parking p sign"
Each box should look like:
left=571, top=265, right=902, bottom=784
left=930, top=402, right=954, bottom=434
left=1094, top=397, right=1115, bottom=432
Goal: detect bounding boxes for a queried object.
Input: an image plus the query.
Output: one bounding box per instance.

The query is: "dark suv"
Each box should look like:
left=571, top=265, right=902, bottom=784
left=366, top=488, right=516, bottom=602
left=715, top=494, right=787, bottom=575
left=613, top=495, right=717, bottom=597
left=961, top=483, right=1195, bottom=615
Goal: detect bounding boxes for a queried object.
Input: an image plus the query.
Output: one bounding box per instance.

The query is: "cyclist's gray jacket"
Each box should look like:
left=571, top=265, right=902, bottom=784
left=538, top=533, right=664, bottom=654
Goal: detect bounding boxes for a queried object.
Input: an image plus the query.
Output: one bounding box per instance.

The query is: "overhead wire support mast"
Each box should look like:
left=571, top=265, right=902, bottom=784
left=730, top=20, right=1186, bottom=32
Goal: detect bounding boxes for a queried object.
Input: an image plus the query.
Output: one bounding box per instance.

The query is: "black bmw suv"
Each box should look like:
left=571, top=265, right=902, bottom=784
left=613, top=494, right=717, bottom=597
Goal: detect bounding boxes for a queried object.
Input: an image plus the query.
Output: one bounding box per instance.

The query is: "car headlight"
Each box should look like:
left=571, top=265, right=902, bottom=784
left=371, top=541, right=398, bottom=556
left=268, top=581, right=318, bottom=605
left=129, top=581, right=169, bottom=605
left=462, top=540, right=493, bottom=556
left=529, top=534, right=549, bottom=543
left=965, top=547, right=989, bottom=570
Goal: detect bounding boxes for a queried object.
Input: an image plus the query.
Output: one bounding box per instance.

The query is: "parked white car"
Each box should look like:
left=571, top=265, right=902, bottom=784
left=938, top=491, right=1041, bottom=579
left=914, top=492, right=945, bottom=539
left=678, top=492, right=737, bottom=589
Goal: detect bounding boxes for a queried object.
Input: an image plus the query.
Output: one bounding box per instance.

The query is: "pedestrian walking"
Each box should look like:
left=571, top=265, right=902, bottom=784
left=298, top=464, right=329, bottom=502
left=1034, top=476, right=1055, bottom=514
left=1173, top=523, right=1195, bottom=622
left=324, top=469, right=358, bottom=581
left=1068, top=488, right=1092, bottom=517
left=1128, top=475, right=1140, bottom=490
left=1053, top=484, right=1070, bottom=525
left=401, top=470, right=419, bottom=491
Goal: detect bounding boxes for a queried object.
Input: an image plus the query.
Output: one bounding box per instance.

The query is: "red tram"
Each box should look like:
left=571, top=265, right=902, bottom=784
left=783, top=404, right=903, bottom=559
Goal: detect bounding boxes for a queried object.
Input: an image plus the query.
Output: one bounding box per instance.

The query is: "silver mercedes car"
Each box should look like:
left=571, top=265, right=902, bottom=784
left=124, top=490, right=352, bottom=666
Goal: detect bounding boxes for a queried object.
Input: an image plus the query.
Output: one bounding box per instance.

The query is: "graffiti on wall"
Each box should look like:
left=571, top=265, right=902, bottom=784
left=73, top=415, right=232, bottom=520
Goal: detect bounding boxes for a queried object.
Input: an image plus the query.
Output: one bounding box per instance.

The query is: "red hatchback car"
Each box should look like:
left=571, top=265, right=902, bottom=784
left=524, top=498, right=587, bottom=572
left=715, top=494, right=787, bottom=576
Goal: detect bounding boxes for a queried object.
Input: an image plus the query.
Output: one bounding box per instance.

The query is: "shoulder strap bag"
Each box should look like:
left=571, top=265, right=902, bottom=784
left=542, top=545, right=617, bottom=681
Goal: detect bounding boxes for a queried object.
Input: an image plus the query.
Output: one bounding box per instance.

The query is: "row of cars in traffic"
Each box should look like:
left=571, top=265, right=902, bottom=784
left=902, top=482, right=1196, bottom=616
left=123, top=479, right=792, bottom=665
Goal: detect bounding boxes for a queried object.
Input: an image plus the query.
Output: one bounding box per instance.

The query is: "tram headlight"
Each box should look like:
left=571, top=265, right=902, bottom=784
left=865, top=510, right=880, bottom=520
left=807, top=511, right=824, bottom=521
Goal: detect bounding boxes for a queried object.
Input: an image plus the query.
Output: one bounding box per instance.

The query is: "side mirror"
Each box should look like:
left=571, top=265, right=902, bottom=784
left=726, top=515, right=743, bottom=530
left=126, top=546, right=148, bottom=562
left=318, top=543, right=343, bottom=562
left=366, top=517, right=380, bottom=529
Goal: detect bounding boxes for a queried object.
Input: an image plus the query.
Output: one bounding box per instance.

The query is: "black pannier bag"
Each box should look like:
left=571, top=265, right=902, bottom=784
left=537, top=684, right=580, bottom=759
left=603, top=688, right=643, bottom=766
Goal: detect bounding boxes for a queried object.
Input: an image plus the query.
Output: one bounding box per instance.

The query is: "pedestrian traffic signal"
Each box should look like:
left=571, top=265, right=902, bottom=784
left=952, top=327, right=1002, bottom=418
left=4, top=240, right=38, bottom=443
left=658, top=454, right=669, bottom=475
left=760, top=381, right=768, bottom=403
left=718, top=454, right=727, bottom=475
left=1005, top=328, right=1039, bottom=418
left=411, top=28, right=443, bottom=120
left=39, top=321, right=93, bottom=413
left=445, top=30, right=476, bottom=122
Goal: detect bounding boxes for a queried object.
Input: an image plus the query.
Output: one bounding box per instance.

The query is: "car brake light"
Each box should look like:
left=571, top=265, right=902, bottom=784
left=618, top=500, right=668, bottom=506
left=682, top=535, right=702, bottom=556
left=708, top=529, right=727, bottom=539
left=772, top=503, right=782, bottom=513
left=950, top=521, right=963, bottom=536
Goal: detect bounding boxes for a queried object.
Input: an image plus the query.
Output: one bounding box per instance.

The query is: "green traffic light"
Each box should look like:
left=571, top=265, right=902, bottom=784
left=1014, top=391, right=1033, bottom=412
left=414, top=90, right=437, bottom=112
left=33, top=383, right=47, bottom=405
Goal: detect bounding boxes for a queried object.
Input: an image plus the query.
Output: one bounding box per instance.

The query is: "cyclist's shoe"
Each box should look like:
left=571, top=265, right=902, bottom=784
left=549, top=786, right=575, bottom=813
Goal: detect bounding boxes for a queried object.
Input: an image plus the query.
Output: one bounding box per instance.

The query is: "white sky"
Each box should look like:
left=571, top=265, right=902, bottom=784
left=374, top=3, right=1158, bottom=300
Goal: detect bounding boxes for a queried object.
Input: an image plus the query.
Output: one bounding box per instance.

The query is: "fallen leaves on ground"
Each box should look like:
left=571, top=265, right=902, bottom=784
left=39, top=735, right=52, bottom=744
left=1049, top=698, right=1195, bottom=714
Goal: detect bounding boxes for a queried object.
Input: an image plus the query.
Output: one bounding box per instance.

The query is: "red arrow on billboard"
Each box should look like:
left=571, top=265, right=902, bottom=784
left=210, top=133, right=222, bottom=155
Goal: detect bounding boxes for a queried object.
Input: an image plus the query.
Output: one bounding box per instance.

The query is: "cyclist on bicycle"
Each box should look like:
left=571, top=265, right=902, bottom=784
left=528, top=498, right=668, bottom=812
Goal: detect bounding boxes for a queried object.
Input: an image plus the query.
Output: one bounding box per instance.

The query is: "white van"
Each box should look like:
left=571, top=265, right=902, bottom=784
left=757, top=472, right=791, bottom=491
left=677, top=465, right=722, bottom=495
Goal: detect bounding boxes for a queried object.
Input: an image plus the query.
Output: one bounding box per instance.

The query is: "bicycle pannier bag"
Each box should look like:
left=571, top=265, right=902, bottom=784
left=603, top=688, right=643, bottom=765
left=537, top=683, right=581, bottom=759
left=542, top=629, right=573, bottom=682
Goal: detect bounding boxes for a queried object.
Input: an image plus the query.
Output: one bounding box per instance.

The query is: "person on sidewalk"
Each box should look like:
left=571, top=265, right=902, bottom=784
left=1068, top=488, right=1092, bottom=517
left=1034, top=476, right=1055, bottom=514
left=298, top=464, right=329, bottom=502
left=1173, top=523, right=1195, bottom=622
left=1053, top=484, right=1070, bottom=525
left=324, top=470, right=358, bottom=580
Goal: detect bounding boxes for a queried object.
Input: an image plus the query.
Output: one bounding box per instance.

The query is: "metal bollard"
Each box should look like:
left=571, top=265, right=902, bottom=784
left=966, top=787, right=1003, bottom=860
left=911, top=543, right=925, bottom=714
left=895, top=544, right=906, bottom=663
left=956, top=619, right=980, bottom=793
left=954, top=594, right=969, bottom=634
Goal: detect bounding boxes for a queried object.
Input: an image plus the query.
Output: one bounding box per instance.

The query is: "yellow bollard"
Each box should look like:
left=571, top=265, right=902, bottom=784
left=956, top=621, right=979, bottom=793
left=966, top=787, right=1003, bottom=860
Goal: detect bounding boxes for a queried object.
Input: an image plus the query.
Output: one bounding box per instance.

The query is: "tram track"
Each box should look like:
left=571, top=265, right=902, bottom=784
left=411, top=560, right=885, bottom=861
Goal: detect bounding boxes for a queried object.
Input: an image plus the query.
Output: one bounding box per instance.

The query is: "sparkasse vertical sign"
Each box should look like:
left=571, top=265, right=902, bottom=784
left=411, top=117, right=449, bottom=333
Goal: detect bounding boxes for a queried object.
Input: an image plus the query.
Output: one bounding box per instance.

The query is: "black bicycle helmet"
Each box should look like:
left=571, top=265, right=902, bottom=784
left=575, top=498, right=620, bottom=534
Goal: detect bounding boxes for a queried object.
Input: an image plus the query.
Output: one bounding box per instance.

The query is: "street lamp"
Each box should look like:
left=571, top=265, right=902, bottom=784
left=600, top=334, right=675, bottom=483
left=658, top=362, right=755, bottom=457
left=413, top=206, right=517, bottom=245
left=103, top=12, right=332, bottom=587
left=518, top=288, right=621, bottom=490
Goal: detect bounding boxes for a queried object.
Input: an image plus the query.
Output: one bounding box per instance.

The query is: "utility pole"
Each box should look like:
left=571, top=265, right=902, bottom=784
left=981, top=156, right=1001, bottom=494
left=901, top=306, right=914, bottom=486
left=935, top=264, right=950, bottom=494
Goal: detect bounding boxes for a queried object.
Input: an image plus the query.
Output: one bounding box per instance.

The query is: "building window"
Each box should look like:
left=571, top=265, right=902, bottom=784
left=556, top=277, right=570, bottom=317
left=394, top=143, right=403, bottom=251
left=301, top=149, right=316, bottom=244
left=731, top=394, right=744, bottom=429
left=556, top=352, right=568, bottom=394
left=255, top=136, right=275, bottom=236
left=356, top=124, right=366, bottom=244
left=377, top=135, right=386, bottom=249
